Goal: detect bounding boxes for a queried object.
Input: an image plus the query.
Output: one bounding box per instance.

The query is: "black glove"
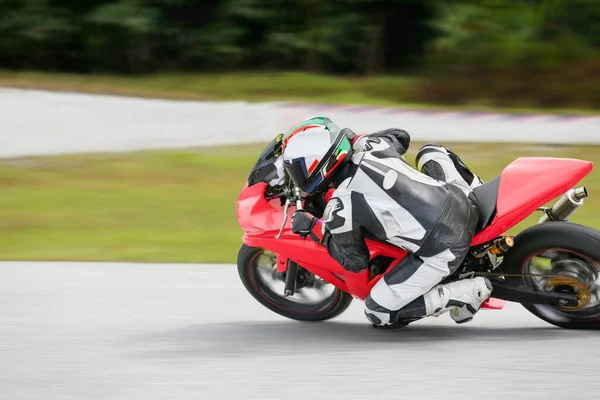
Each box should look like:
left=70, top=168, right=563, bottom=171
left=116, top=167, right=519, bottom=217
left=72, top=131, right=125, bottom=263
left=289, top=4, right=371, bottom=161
left=291, top=211, right=323, bottom=243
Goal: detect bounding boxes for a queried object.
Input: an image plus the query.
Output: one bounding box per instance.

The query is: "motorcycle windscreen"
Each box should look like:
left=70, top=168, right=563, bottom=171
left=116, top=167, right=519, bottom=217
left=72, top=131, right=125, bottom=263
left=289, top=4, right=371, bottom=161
left=247, top=134, right=285, bottom=186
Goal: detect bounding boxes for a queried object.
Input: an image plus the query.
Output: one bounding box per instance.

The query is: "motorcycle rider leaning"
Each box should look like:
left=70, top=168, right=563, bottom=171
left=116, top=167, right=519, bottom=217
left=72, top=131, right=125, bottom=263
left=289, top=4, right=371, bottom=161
left=277, top=116, right=493, bottom=328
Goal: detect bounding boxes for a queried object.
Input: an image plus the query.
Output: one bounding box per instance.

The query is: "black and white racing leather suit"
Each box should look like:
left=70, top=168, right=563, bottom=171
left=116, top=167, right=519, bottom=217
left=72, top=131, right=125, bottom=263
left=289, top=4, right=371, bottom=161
left=319, top=129, right=482, bottom=325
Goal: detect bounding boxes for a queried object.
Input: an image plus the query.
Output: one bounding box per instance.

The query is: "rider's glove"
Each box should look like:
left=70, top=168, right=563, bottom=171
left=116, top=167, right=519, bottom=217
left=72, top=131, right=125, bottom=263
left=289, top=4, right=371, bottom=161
left=291, top=211, right=324, bottom=243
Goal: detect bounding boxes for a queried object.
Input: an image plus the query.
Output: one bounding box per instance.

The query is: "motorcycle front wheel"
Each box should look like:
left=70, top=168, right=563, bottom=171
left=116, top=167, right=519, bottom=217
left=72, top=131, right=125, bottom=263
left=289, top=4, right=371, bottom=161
left=236, top=244, right=353, bottom=321
left=501, top=221, right=600, bottom=329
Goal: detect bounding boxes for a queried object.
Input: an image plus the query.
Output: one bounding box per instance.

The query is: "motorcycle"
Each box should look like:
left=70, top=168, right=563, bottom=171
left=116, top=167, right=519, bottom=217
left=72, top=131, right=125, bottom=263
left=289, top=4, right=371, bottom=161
left=236, top=136, right=600, bottom=329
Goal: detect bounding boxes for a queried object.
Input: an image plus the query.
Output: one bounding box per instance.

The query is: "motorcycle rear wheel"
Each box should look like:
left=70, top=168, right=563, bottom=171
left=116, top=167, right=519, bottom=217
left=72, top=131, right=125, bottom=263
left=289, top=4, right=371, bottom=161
left=501, top=221, right=600, bottom=329
left=237, top=244, right=353, bottom=321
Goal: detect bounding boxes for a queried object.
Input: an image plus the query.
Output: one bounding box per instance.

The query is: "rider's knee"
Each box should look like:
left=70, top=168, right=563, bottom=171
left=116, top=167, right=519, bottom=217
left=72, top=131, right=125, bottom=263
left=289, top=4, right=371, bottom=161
left=418, top=141, right=444, bottom=151
left=416, top=142, right=449, bottom=170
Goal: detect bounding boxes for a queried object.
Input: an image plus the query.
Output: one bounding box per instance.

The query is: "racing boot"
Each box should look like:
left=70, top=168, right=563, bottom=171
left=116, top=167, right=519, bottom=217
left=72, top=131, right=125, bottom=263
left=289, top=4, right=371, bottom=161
left=423, top=277, right=493, bottom=324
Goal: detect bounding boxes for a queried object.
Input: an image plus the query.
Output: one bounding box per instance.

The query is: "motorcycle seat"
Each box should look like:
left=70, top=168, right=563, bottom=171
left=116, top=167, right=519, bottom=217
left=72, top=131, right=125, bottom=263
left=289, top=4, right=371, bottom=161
left=472, top=176, right=501, bottom=233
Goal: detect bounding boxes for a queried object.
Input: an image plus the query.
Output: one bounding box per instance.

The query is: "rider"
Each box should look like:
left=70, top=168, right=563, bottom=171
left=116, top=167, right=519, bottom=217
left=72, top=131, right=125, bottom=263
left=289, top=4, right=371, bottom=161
left=274, top=116, right=493, bottom=328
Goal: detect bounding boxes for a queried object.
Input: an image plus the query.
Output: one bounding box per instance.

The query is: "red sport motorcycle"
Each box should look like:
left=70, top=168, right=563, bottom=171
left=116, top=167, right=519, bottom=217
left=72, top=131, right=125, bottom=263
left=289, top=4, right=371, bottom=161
left=236, top=137, right=600, bottom=329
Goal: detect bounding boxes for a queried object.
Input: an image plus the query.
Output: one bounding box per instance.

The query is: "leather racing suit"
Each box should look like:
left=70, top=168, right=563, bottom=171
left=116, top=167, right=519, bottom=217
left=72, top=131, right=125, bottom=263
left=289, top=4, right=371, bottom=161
left=272, top=128, right=486, bottom=326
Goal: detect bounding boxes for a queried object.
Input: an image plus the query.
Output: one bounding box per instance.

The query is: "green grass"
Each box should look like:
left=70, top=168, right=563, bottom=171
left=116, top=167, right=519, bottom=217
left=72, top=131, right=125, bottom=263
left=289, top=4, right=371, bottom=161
left=1, top=70, right=599, bottom=115
left=0, top=70, right=415, bottom=105
left=1, top=142, right=600, bottom=263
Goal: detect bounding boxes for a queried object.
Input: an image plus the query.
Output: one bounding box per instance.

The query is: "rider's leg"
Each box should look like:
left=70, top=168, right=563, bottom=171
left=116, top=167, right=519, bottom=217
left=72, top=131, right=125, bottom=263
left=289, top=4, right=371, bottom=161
left=363, top=251, right=452, bottom=326
left=364, top=195, right=492, bottom=326
left=413, top=142, right=492, bottom=323
left=415, top=142, right=483, bottom=193
left=364, top=254, right=492, bottom=327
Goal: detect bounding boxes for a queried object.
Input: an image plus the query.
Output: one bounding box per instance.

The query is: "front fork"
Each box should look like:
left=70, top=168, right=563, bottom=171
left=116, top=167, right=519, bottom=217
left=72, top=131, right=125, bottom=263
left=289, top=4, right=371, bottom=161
left=275, top=185, right=304, bottom=296
left=275, top=256, right=304, bottom=297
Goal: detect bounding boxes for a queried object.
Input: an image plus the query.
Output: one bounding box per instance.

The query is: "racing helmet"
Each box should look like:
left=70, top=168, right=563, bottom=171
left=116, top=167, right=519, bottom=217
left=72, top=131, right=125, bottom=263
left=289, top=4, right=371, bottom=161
left=281, top=116, right=352, bottom=194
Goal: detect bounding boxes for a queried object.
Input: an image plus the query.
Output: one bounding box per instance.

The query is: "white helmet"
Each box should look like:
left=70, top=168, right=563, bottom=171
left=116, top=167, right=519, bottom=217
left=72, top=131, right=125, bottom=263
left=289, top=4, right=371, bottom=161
left=281, top=116, right=352, bottom=194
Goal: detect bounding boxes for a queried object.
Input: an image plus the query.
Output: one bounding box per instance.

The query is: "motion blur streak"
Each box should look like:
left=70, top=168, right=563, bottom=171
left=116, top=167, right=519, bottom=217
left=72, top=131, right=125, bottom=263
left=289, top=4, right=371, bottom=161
left=1, top=89, right=600, bottom=159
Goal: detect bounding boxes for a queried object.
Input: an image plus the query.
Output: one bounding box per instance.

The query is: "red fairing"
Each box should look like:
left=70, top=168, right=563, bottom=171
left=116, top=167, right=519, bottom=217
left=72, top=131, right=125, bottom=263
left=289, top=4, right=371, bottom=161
left=236, top=181, right=505, bottom=307
left=237, top=182, right=408, bottom=299
left=237, top=182, right=286, bottom=236
left=238, top=158, right=592, bottom=310
left=472, top=157, right=593, bottom=245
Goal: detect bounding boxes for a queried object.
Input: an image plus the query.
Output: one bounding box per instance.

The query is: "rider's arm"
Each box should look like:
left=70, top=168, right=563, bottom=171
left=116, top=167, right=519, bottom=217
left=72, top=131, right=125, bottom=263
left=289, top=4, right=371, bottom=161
left=321, top=226, right=370, bottom=273
left=320, top=194, right=371, bottom=273
left=343, top=127, right=411, bottom=156
left=291, top=193, right=370, bottom=273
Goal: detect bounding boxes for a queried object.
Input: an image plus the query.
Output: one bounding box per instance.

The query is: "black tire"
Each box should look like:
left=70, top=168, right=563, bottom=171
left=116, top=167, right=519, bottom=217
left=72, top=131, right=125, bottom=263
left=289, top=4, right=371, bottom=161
left=501, top=221, right=600, bottom=329
left=236, top=244, right=354, bottom=322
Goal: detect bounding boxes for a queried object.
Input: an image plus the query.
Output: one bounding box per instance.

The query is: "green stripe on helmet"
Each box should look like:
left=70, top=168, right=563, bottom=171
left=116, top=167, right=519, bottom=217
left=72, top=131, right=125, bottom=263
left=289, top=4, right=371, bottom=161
left=283, top=116, right=341, bottom=141
left=335, top=135, right=352, bottom=156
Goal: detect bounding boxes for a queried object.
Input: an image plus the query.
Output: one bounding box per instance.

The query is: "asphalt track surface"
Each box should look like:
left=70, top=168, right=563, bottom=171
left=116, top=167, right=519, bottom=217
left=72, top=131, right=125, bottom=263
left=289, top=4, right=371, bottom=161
left=3, top=88, right=600, bottom=159
left=2, top=261, right=599, bottom=400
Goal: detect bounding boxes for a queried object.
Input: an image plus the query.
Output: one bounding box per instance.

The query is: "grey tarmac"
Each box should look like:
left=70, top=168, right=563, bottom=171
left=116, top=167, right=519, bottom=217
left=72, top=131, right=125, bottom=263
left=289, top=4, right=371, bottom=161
left=1, top=261, right=598, bottom=400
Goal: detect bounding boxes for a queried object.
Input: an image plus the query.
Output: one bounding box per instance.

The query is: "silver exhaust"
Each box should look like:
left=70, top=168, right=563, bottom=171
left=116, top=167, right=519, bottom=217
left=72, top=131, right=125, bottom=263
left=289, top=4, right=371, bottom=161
left=539, top=186, right=588, bottom=223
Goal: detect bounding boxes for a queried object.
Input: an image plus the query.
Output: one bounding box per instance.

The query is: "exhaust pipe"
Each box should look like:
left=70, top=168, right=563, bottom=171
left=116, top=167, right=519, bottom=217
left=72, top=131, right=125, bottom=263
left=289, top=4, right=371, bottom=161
left=539, top=186, right=588, bottom=223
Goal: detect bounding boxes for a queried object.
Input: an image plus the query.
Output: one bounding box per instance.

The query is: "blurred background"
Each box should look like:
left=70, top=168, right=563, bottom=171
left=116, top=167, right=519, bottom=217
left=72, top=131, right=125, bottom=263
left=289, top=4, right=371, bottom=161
left=2, top=3, right=600, bottom=398
left=1, top=0, right=600, bottom=263
left=2, top=0, right=600, bottom=108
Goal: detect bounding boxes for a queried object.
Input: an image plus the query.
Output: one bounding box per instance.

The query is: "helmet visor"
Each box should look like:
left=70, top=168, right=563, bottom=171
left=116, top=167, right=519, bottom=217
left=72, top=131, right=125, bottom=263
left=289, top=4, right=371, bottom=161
left=283, top=157, right=323, bottom=193
left=283, top=133, right=351, bottom=193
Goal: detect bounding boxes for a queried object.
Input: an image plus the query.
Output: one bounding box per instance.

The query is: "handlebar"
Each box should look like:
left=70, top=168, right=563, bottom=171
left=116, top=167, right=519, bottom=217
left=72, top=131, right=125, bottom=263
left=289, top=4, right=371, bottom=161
left=275, top=185, right=304, bottom=239
left=292, top=186, right=303, bottom=211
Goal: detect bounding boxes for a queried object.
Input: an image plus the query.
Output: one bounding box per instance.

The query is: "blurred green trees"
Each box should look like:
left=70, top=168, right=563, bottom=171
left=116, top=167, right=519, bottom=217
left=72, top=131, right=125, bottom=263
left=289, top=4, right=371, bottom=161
left=429, top=0, right=600, bottom=71
left=1, top=0, right=599, bottom=107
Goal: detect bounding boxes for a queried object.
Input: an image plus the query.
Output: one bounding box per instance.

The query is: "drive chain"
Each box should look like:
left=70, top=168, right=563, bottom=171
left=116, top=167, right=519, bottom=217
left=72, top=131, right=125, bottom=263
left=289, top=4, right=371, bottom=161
left=470, top=271, right=569, bottom=279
